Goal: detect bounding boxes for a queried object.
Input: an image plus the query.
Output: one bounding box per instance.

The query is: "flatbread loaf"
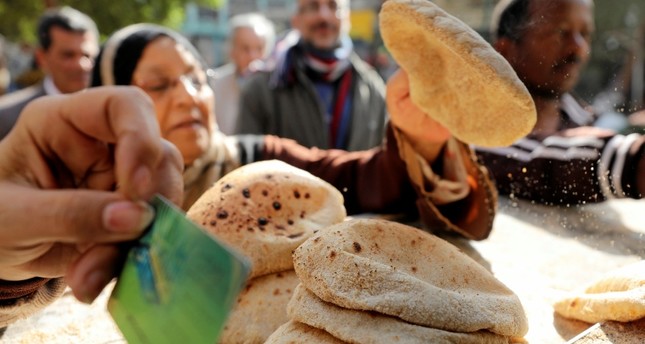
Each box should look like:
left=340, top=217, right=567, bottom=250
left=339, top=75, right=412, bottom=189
left=380, top=0, right=536, bottom=147
left=220, top=270, right=300, bottom=344
left=264, top=321, right=345, bottom=344
left=187, top=160, right=346, bottom=278
left=554, top=261, right=645, bottom=323
left=293, top=219, right=528, bottom=337
left=288, top=284, right=510, bottom=344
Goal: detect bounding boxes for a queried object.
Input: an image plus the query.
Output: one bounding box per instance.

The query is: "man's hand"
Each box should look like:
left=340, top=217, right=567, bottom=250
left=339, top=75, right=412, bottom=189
left=386, top=69, right=452, bottom=163
left=0, top=86, right=183, bottom=303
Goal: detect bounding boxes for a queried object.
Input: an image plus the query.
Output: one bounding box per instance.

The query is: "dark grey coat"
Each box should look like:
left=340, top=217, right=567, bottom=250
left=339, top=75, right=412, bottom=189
left=0, top=83, right=46, bottom=140
left=236, top=53, right=387, bottom=151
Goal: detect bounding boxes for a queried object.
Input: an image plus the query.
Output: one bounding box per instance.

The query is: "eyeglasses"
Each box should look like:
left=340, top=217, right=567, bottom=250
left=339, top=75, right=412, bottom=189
left=298, top=0, right=344, bottom=17
left=135, top=72, right=207, bottom=98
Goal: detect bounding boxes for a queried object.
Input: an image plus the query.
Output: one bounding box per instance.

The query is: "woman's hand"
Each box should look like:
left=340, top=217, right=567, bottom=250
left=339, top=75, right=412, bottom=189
left=386, top=69, right=452, bottom=163
left=0, top=86, right=183, bottom=303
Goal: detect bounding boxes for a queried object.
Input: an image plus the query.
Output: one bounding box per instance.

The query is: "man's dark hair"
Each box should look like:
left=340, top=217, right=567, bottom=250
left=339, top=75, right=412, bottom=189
left=492, top=0, right=594, bottom=42
left=490, top=0, right=532, bottom=42
left=37, top=6, right=98, bottom=50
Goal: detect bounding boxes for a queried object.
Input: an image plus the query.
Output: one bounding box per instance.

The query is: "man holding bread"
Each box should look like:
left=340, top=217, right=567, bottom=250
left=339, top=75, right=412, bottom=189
left=476, top=0, right=645, bottom=204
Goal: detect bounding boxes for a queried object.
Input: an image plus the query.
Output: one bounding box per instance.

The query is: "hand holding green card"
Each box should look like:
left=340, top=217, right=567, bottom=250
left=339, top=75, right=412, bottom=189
left=108, top=195, right=251, bottom=344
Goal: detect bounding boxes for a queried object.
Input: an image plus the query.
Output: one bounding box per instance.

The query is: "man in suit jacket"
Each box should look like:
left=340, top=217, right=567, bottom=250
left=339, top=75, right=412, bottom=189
left=0, top=6, right=98, bottom=140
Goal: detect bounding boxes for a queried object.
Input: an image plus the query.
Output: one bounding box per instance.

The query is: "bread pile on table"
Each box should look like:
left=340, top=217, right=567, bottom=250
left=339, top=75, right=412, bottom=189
left=266, top=219, right=528, bottom=343
left=187, top=160, right=346, bottom=343
left=554, top=260, right=645, bottom=324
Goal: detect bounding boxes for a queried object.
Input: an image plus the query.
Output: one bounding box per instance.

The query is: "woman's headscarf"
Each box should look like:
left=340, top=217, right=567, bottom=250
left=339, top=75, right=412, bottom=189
left=91, top=23, right=207, bottom=87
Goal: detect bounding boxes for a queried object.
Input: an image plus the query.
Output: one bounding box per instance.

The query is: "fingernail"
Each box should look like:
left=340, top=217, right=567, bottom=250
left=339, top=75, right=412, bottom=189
left=133, top=165, right=152, bottom=199
left=80, top=271, right=109, bottom=304
left=103, top=201, right=155, bottom=233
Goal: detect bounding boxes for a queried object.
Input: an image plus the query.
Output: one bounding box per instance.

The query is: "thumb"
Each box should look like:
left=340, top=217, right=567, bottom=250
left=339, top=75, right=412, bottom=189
left=0, top=184, right=154, bottom=246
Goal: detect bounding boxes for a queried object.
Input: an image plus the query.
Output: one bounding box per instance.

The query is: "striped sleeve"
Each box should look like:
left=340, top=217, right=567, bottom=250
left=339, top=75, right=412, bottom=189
left=475, top=132, right=644, bottom=205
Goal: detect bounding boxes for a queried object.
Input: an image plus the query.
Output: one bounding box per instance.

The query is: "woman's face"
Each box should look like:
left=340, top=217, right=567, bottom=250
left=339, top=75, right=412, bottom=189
left=131, top=36, right=215, bottom=166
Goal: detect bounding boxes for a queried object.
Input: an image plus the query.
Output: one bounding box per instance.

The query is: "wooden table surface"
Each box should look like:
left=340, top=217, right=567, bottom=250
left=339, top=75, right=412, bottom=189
left=3, top=197, right=644, bottom=343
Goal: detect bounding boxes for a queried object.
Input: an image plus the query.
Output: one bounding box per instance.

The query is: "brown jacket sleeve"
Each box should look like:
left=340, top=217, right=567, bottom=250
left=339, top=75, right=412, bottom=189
left=261, top=123, right=497, bottom=240
left=0, top=278, right=66, bottom=327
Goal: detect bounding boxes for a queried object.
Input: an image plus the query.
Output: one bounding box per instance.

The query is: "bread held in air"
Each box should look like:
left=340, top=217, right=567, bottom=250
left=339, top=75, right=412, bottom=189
left=380, top=0, right=536, bottom=147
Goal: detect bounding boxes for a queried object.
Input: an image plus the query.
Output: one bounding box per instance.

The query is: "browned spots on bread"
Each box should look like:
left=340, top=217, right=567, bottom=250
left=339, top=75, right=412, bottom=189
left=353, top=242, right=362, bottom=253
left=221, top=183, right=233, bottom=192
left=217, top=209, right=229, bottom=219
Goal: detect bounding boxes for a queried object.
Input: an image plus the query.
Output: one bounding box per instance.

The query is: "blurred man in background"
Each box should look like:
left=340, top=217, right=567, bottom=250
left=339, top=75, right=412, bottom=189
left=210, top=13, right=275, bottom=134
left=0, top=6, right=99, bottom=140
left=236, top=0, right=387, bottom=151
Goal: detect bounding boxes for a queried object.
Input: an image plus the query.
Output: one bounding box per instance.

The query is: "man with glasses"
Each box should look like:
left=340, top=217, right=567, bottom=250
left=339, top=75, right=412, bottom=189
left=236, top=0, right=388, bottom=151
left=0, top=6, right=99, bottom=140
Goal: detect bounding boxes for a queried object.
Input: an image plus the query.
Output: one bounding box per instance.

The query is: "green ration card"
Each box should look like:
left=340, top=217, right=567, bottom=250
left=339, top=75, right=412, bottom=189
left=108, top=195, right=251, bottom=344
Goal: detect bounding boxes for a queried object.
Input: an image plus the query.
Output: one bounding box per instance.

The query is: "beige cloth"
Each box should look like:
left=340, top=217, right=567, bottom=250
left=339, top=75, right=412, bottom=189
left=182, top=131, right=242, bottom=210
left=0, top=279, right=66, bottom=328
left=393, top=127, right=497, bottom=240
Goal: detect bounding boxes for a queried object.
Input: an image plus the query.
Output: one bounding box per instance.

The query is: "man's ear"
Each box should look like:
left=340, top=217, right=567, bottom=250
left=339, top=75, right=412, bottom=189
left=291, top=14, right=301, bottom=32
left=34, top=48, right=48, bottom=73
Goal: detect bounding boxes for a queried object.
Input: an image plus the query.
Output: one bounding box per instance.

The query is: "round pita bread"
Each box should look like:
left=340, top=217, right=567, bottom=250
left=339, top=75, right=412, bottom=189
left=187, top=160, right=346, bottom=278
left=288, top=284, right=510, bottom=344
left=554, top=261, right=645, bottom=323
left=220, top=270, right=300, bottom=344
left=264, top=321, right=345, bottom=344
left=293, top=219, right=528, bottom=337
left=380, top=0, right=536, bottom=147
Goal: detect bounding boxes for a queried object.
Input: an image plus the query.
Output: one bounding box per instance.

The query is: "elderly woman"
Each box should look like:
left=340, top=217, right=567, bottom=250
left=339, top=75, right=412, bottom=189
left=91, top=24, right=495, bottom=238
left=0, top=23, right=496, bottom=327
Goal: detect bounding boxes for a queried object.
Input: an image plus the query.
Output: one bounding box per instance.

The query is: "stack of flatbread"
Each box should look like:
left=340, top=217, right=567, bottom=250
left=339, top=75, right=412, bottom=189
left=266, top=219, right=529, bottom=343
left=187, top=160, right=347, bottom=343
left=554, top=260, right=645, bottom=324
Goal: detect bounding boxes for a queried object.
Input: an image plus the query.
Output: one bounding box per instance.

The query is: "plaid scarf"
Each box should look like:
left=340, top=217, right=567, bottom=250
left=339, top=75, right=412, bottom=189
left=270, top=32, right=354, bottom=148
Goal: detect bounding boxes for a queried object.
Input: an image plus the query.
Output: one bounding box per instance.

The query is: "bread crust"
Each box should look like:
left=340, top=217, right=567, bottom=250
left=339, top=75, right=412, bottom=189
left=288, top=283, right=510, bottom=344
left=293, top=219, right=528, bottom=337
left=187, top=160, right=346, bottom=279
left=220, top=270, right=300, bottom=344
left=554, top=261, right=645, bottom=323
left=380, top=0, right=536, bottom=147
